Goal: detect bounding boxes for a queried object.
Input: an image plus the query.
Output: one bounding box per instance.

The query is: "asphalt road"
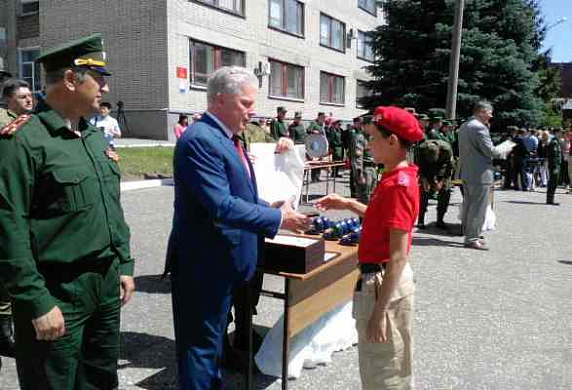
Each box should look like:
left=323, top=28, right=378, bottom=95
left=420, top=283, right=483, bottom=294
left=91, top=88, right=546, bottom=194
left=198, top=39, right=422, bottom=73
left=1, top=172, right=572, bottom=389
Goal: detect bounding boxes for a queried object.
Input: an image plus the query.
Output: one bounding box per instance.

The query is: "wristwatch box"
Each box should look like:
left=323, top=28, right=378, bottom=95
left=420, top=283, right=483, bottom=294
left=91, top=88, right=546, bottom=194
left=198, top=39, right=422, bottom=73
left=262, top=235, right=325, bottom=274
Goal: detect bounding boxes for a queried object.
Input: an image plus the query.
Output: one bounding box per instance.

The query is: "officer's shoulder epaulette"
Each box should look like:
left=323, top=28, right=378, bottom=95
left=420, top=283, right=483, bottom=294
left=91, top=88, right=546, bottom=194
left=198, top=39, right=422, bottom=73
left=0, top=114, right=32, bottom=138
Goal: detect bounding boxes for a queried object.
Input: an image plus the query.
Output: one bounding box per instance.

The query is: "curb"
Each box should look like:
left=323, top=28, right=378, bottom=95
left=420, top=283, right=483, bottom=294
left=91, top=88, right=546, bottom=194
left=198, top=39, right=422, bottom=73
left=120, top=178, right=173, bottom=192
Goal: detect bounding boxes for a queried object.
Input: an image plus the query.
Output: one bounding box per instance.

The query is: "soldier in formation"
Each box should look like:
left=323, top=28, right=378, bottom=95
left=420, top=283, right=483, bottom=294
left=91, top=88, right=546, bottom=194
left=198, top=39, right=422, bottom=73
left=327, top=119, right=344, bottom=177
left=270, top=106, right=288, bottom=140
left=415, top=139, right=455, bottom=229
left=351, top=115, right=377, bottom=204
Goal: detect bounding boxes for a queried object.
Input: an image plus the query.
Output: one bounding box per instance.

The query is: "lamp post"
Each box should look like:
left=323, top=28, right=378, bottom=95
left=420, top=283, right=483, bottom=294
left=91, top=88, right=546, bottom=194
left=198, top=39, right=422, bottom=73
left=446, top=0, right=465, bottom=120
left=546, top=17, right=568, bottom=32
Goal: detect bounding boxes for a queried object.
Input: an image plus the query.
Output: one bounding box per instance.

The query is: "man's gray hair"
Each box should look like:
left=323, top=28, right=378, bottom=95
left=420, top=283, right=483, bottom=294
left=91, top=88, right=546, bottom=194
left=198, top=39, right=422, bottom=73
left=207, top=66, right=258, bottom=105
left=473, top=100, right=493, bottom=113
left=1, top=78, right=31, bottom=101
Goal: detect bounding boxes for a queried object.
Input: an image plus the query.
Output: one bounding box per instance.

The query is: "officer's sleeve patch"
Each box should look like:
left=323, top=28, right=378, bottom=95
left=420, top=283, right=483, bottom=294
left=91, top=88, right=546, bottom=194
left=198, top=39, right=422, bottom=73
left=397, top=171, right=410, bottom=187
left=0, top=114, right=31, bottom=137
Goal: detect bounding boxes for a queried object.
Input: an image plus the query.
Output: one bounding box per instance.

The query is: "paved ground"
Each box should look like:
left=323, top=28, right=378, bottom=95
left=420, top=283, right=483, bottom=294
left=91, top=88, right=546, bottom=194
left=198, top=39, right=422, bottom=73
left=1, top=171, right=572, bottom=389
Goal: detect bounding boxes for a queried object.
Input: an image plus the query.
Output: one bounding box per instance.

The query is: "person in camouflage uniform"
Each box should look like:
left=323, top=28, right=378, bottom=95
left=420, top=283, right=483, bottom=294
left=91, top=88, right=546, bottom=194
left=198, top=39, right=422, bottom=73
left=327, top=119, right=344, bottom=177
left=353, top=116, right=377, bottom=204
left=288, top=111, right=306, bottom=145
left=415, top=139, right=455, bottom=229
left=545, top=129, right=562, bottom=205
left=270, top=106, right=288, bottom=140
left=0, top=78, right=34, bottom=360
left=242, top=118, right=274, bottom=150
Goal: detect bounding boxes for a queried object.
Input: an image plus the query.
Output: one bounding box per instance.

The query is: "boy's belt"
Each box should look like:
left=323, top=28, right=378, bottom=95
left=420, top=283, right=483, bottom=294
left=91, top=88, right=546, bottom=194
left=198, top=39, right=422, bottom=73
left=358, top=263, right=386, bottom=274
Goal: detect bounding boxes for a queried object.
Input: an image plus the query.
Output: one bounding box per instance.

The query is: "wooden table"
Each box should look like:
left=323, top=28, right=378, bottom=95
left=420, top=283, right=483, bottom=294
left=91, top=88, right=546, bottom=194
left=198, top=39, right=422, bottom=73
left=245, top=240, right=359, bottom=390
left=302, top=161, right=347, bottom=204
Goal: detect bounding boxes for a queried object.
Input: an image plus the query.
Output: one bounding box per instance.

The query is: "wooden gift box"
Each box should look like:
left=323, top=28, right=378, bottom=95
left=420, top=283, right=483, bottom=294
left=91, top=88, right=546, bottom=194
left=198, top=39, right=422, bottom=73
left=262, top=235, right=326, bottom=274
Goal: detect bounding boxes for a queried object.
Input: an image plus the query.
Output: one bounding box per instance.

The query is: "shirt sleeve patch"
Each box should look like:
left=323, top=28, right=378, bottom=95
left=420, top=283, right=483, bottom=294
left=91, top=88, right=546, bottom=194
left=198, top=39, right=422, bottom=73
left=0, top=114, right=31, bottom=137
left=397, top=171, right=410, bottom=187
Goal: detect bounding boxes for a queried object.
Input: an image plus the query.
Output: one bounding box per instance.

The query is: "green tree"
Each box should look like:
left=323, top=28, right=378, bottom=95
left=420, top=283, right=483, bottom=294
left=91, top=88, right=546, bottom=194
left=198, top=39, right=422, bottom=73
left=363, top=0, right=547, bottom=128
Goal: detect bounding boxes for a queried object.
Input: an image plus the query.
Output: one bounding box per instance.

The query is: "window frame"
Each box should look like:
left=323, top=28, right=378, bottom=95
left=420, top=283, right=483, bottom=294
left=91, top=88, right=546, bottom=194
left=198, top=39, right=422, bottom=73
left=320, top=71, right=345, bottom=106
left=268, top=59, right=305, bottom=102
left=18, top=46, right=41, bottom=93
left=319, top=13, right=346, bottom=53
left=267, top=0, right=305, bottom=39
left=19, top=0, right=39, bottom=16
left=191, top=0, right=245, bottom=18
left=357, top=0, right=377, bottom=16
left=357, top=30, right=375, bottom=62
left=356, top=79, right=372, bottom=108
left=189, top=40, right=246, bottom=88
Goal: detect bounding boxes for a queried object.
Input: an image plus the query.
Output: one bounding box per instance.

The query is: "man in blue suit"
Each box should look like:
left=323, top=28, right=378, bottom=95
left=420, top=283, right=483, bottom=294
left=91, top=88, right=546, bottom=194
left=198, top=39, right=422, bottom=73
left=168, top=66, right=311, bottom=390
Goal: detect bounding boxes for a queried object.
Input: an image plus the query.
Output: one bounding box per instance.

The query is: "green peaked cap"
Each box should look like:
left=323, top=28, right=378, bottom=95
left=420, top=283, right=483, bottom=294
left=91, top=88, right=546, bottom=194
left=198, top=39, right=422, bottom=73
left=37, top=33, right=111, bottom=76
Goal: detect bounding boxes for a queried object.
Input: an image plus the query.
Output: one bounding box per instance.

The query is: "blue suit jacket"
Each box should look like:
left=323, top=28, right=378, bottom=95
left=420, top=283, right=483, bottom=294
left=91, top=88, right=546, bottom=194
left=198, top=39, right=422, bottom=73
left=167, top=113, right=282, bottom=284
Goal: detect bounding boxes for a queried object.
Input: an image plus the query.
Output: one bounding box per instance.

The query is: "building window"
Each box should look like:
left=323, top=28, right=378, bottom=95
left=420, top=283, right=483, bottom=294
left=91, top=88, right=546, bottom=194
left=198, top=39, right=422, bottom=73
left=269, top=59, right=304, bottom=100
left=19, top=0, right=39, bottom=15
left=19, top=48, right=41, bottom=93
left=358, top=0, right=377, bottom=16
left=320, top=72, right=345, bottom=105
left=356, top=80, right=373, bottom=107
left=269, top=0, right=304, bottom=37
left=357, top=30, right=374, bottom=62
left=320, top=14, right=345, bottom=52
left=193, top=0, right=244, bottom=16
left=190, top=40, right=245, bottom=87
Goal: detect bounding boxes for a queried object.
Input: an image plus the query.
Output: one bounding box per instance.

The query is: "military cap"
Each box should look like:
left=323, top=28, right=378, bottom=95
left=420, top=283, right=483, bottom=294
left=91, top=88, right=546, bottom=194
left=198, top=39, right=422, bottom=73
left=277, top=106, right=287, bottom=113
left=36, top=33, right=111, bottom=76
left=294, top=111, right=302, bottom=118
left=443, top=120, right=454, bottom=126
left=417, top=114, right=430, bottom=120
left=372, top=106, right=424, bottom=142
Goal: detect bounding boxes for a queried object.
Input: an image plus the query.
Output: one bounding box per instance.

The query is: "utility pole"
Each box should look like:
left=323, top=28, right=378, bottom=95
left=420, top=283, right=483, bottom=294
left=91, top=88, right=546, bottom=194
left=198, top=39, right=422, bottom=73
left=446, top=0, right=465, bottom=120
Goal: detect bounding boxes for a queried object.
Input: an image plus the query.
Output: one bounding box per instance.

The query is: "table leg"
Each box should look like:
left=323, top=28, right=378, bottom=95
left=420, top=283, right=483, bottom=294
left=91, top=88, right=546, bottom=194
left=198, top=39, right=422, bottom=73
left=326, top=168, right=330, bottom=195
left=305, top=169, right=310, bottom=204
left=282, top=279, right=291, bottom=390
left=333, top=169, right=337, bottom=193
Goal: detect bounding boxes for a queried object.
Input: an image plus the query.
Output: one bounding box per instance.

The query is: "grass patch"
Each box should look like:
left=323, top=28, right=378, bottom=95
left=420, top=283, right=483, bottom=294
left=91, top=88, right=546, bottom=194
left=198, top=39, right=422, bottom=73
left=117, top=146, right=174, bottom=181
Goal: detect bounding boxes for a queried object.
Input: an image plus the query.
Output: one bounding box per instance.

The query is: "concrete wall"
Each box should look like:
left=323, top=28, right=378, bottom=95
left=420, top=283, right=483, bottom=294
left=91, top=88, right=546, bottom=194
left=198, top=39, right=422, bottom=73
left=40, top=0, right=170, bottom=137
left=166, top=0, right=383, bottom=141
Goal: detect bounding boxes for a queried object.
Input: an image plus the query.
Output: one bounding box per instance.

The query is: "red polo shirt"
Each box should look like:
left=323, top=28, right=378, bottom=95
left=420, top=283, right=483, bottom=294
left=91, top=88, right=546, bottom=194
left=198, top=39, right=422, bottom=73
left=358, top=164, right=420, bottom=264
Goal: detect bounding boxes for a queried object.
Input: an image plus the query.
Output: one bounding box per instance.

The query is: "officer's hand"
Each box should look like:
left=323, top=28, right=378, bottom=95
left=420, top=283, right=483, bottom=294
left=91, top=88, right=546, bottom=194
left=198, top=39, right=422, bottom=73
left=32, top=306, right=65, bottom=341
left=275, top=138, right=294, bottom=154
left=280, top=198, right=312, bottom=233
left=120, top=275, right=135, bottom=307
left=315, top=193, right=348, bottom=211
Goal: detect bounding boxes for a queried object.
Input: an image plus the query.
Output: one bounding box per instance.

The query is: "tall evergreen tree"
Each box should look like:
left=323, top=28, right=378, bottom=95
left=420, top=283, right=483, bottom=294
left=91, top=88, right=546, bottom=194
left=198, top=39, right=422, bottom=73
left=363, top=0, right=546, bottom=128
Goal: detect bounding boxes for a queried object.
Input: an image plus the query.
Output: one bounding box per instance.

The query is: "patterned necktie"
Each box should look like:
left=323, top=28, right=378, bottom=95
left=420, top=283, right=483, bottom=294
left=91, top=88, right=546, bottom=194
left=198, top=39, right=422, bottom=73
left=232, top=135, right=251, bottom=179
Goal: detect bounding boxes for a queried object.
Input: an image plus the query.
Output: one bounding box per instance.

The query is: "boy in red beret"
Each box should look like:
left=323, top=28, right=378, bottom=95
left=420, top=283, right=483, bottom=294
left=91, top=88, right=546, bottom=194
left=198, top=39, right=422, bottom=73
left=316, top=106, right=422, bottom=389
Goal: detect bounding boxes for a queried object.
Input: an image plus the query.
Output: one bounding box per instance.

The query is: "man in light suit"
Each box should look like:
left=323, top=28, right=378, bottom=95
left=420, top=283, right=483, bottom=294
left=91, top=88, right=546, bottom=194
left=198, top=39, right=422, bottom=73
left=168, top=66, right=311, bottom=390
left=458, top=101, right=502, bottom=251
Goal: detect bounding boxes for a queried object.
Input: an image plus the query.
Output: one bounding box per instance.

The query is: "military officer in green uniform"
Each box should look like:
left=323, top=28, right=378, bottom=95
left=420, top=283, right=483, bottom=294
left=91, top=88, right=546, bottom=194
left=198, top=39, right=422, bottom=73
left=347, top=117, right=362, bottom=197
left=415, top=139, right=455, bottom=229
left=0, top=34, right=135, bottom=390
left=426, top=116, right=442, bottom=140
left=288, top=111, right=306, bottom=144
left=270, top=106, right=288, bottom=140
left=327, top=118, right=344, bottom=177
left=307, top=112, right=326, bottom=182
left=352, top=114, right=377, bottom=204
left=437, top=120, right=456, bottom=145
left=545, top=129, right=562, bottom=205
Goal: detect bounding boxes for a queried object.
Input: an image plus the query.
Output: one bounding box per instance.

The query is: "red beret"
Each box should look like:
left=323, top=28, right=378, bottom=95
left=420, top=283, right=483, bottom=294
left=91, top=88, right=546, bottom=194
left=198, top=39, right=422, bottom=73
left=372, top=106, right=424, bottom=142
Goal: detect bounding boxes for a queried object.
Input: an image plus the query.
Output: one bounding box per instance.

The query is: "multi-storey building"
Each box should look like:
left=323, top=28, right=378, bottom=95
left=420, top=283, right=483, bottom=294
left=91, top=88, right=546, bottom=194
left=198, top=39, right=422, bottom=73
left=0, top=0, right=382, bottom=140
